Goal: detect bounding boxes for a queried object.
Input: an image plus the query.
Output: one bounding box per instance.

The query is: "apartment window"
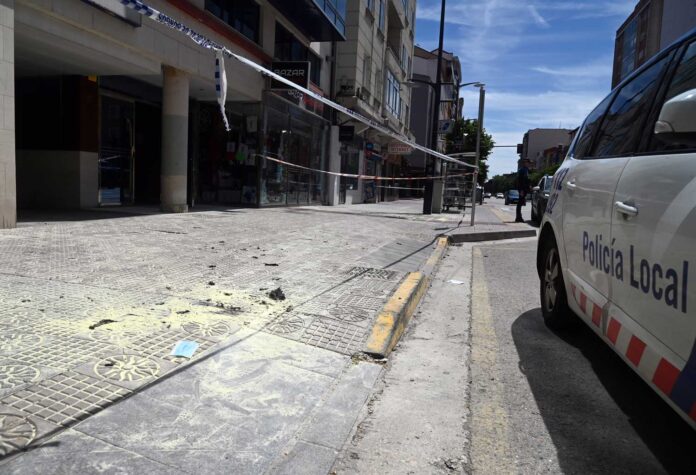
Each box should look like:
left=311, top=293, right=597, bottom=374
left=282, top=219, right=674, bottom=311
left=405, top=104, right=409, bottom=127
left=402, top=0, right=408, bottom=18
left=366, top=0, right=374, bottom=12
left=385, top=70, right=400, bottom=116
left=362, top=56, right=372, bottom=93
left=275, top=23, right=322, bottom=85
left=378, top=0, right=385, bottom=31
left=205, top=0, right=260, bottom=43
left=375, top=68, right=383, bottom=102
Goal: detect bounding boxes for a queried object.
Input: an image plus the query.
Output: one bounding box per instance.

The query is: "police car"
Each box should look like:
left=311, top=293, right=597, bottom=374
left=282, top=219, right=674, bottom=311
left=537, top=28, right=696, bottom=429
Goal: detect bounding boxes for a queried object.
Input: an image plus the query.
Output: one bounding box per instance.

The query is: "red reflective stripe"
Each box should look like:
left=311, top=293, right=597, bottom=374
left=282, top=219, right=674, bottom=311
left=653, top=358, right=681, bottom=396
left=607, top=318, right=621, bottom=345
left=579, top=293, right=587, bottom=313
left=591, top=303, right=602, bottom=327
left=626, top=336, right=647, bottom=367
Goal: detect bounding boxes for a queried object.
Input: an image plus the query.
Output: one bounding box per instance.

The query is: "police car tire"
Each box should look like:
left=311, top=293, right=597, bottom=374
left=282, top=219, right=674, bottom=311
left=540, top=238, right=572, bottom=330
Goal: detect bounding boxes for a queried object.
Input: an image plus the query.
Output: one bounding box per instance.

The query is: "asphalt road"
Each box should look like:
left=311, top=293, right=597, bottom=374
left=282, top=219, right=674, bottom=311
left=469, top=237, right=696, bottom=474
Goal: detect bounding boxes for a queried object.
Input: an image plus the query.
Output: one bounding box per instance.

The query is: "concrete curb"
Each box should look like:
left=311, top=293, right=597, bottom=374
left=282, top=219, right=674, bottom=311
left=364, top=237, right=448, bottom=358
left=447, top=229, right=537, bottom=243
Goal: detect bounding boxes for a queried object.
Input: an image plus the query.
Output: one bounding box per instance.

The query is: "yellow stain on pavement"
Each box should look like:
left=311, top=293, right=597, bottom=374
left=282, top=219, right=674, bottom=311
left=469, top=247, right=515, bottom=474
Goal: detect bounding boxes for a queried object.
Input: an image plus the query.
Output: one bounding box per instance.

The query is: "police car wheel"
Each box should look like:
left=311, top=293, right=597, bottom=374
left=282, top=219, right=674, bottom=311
left=540, top=240, right=571, bottom=329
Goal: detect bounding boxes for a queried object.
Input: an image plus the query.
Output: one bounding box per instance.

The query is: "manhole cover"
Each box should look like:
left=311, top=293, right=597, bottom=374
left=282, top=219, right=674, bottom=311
left=0, top=334, right=44, bottom=354
left=0, top=413, right=37, bottom=456
left=327, top=307, right=371, bottom=322
left=267, top=315, right=305, bottom=334
left=0, top=364, right=41, bottom=390
left=94, top=355, right=160, bottom=382
left=182, top=321, right=230, bottom=338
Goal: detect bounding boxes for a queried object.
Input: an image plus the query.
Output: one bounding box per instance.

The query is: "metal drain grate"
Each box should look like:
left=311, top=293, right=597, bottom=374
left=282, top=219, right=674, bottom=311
left=0, top=371, right=130, bottom=427
left=301, top=318, right=366, bottom=354
left=343, top=267, right=399, bottom=281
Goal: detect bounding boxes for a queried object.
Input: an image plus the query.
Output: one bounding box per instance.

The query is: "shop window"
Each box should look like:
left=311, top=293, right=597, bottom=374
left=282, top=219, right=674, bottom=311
left=205, top=0, right=260, bottom=43
left=275, top=23, right=322, bottom=86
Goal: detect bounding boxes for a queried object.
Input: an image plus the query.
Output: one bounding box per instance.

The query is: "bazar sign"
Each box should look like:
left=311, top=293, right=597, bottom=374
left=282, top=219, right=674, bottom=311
left=271, top=61, right=310, bottom=90
left=388, top=142, right=413, bottom=155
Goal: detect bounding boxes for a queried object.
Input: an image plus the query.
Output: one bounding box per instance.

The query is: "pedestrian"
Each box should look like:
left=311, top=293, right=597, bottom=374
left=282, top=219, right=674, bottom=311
left=516, top=159, right=531, bottom=223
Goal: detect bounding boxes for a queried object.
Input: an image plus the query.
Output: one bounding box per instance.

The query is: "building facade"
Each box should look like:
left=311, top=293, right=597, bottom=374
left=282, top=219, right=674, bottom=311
left=612, top=0, right=696, bottom=88
left=408, top=46, right=461, bottom=175
left=521, top=128, right=574, bottom=170
left=330, top=0, right=416, bottom=205
left=1, top=0, right=347, bottom=228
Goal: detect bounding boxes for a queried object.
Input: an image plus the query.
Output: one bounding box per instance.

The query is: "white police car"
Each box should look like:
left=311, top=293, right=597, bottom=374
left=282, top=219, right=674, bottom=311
left=537, top=29, right=696, bottom=429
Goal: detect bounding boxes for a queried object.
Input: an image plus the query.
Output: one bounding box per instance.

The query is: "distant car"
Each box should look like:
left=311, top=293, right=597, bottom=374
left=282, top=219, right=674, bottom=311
left=530, top=175, right=553, bottom=223
left=496, top=192, right=504, bottom=199
left=504, top=189, right=519, bottom=205
left=484, top=192, right=492, bottom=198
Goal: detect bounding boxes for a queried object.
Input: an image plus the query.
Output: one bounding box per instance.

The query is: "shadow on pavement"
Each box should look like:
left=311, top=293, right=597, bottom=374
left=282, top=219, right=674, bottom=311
left=511, top=309, right=696, bottom=474
left=16, top=206, right=249, bottom=224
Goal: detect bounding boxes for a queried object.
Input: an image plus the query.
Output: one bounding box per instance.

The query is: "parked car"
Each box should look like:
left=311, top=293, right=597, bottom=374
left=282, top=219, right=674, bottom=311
left=530, top=175, right=553, bottom=223
left=504, top=189, right=519, bottom=205
left=537, top=27, right=696, bottom=429
left=484, top=192, right=492, bottom=199
left=496, top=192, right=504, bottom=199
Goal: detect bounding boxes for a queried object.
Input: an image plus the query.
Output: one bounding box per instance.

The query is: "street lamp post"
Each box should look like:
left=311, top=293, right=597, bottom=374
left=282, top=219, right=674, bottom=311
left=470, top=84, right=486, bottom=227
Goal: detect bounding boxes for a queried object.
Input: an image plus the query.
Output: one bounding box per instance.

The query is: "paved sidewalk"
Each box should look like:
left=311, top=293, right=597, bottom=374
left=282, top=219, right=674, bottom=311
left=0, top=199, right=518, bottom=472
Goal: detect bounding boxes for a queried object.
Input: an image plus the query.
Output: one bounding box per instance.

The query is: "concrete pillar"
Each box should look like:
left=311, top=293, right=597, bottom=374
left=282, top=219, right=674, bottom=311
left=160, top=65, right=189, bottom=213
left=326, top=125, right=341, bottom=206
left=0, top=0, right=15, bottom=228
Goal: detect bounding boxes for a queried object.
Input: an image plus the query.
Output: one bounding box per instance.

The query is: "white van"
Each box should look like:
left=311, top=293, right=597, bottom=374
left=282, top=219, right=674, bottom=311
left=538, top=28, right=696, bottom=429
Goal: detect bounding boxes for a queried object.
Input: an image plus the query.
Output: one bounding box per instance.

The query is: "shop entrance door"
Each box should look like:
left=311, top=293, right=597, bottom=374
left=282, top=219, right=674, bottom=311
left=99, top=95, right=135, bottom=205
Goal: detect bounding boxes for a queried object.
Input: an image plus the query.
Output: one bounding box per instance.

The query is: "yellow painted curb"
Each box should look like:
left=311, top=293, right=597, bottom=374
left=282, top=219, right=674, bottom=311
left=364, top=237, right=449, bottom=358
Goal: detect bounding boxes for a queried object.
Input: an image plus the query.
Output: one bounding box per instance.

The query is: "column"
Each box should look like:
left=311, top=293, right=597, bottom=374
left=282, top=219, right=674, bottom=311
left=326, top=125, right=341, bottom=206
left=0, top=0, right=15, bottom=228
left=160, top=65, right=189, bottom=213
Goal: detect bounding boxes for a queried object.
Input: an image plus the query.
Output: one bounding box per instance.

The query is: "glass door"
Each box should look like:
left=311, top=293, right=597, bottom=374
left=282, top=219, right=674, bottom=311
left=100, top=95, right=135, bottom=205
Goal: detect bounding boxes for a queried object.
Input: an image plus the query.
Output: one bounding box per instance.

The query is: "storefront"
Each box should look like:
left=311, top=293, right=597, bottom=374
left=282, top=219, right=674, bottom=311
left=193, top=91, right=329, bottom=207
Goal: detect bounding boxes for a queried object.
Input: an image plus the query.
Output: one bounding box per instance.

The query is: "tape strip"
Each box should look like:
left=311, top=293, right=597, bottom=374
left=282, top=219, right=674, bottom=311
left=257, top=154, right=473, bottom=181
left=119, top=0, right=478, bottom=170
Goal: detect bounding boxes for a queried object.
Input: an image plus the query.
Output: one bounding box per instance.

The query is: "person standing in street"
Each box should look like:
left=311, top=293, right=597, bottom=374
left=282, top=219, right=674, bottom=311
left=516, top=159, right=531, bottom=223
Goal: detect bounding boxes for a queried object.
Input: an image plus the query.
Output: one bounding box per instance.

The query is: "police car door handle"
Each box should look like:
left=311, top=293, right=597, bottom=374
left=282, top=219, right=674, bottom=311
left=566, top=180, right=577, bottom=190
left=615, top=201, right=639, bottom=217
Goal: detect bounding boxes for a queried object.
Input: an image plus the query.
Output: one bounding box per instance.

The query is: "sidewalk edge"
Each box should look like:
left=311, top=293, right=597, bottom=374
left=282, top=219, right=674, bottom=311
left=364, top=237, right=448, bottom=358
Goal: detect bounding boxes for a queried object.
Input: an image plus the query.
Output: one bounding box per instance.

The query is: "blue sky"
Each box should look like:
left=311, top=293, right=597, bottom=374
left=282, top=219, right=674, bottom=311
left=414, top=0, right=637, bottom=177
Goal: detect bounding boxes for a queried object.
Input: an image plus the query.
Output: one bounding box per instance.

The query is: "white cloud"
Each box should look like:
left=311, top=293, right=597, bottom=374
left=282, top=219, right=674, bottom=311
left=528, top=5, right=550, bottom=28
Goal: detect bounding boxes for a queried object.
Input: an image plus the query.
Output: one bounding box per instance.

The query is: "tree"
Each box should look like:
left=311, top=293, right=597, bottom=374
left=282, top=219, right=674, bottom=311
left=445, top=119, right=494, bottom=184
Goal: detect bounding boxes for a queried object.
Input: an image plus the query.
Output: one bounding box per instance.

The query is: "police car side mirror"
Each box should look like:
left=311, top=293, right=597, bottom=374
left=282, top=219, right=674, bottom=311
left=532, top=186, right=540, bottom=192
left=654, top=89, right=696, bottom=145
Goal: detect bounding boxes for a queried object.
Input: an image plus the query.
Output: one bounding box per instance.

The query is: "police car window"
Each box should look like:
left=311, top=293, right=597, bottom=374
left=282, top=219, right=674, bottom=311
left=591, top=55, right=671, bottom=158
left=649, top=41, right=696, bottom=152
left=570, top=95, right=612, bottom=159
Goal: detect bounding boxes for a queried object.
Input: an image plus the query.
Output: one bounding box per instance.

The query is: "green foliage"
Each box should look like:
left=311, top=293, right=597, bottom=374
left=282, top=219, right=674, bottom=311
left=445, top=119, right=494, bottom=184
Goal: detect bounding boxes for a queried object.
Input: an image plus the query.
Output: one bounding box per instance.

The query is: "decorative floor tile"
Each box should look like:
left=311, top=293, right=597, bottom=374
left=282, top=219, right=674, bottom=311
left=0, top=371, right=130, bottom=427
left=300, top=318, right=367, bottom=355
left=10, top=338, right=118, bottom=371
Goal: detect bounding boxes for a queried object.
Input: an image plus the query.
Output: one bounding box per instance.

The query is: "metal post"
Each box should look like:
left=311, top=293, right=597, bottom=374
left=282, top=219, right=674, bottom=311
left=470, top=86, right=485, bottom=226
left=423, top=0, right=446, bottom=215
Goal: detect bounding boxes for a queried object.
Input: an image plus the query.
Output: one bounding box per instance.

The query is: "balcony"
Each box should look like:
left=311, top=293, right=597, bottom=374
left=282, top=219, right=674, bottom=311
left=268, top=0, right=346, bottom=42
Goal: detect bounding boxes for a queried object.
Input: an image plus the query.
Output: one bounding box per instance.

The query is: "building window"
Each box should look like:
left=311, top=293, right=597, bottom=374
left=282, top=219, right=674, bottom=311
left=378, top=0, right=385, bottom=31
left=205, top=0, right=260, bottom=43
left=375, top=68, right=383, bottom=103
left=275, top=23, right=322, bottom=85
left=367, top=0, right=374, bottom=12
left=401, top=45, right=408, bottom=71
left=402, top=0, right=408, bottom=18
left=385, top=70, right=400, bottom=116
